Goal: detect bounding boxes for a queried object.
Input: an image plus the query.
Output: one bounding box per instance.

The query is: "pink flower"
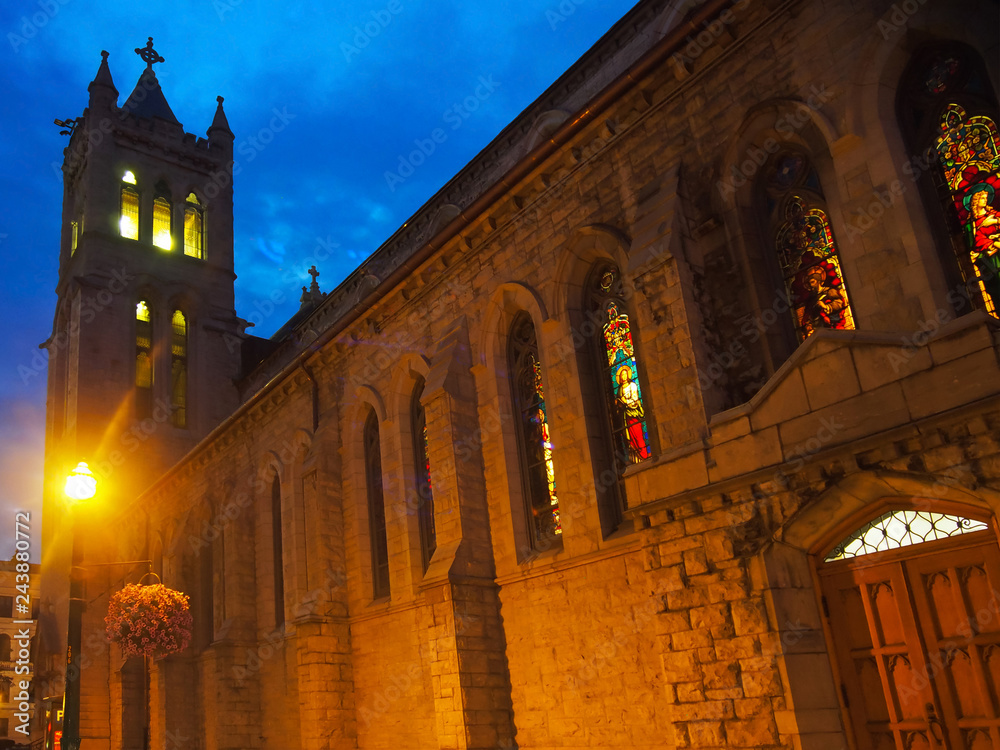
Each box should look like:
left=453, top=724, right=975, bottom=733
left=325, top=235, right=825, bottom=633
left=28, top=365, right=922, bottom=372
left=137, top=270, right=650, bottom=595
left=105, top=583, right=193, bottom=658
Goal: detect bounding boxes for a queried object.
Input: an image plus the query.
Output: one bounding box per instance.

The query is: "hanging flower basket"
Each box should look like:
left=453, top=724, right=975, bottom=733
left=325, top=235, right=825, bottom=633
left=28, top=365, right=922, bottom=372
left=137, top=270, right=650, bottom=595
left=105, top=582, right=193, bottom=658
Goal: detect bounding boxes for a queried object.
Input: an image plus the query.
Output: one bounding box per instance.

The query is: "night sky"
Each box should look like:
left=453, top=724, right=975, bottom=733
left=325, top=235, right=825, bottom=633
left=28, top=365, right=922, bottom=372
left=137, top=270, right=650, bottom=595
left=0, top=1, right=638, bottom=555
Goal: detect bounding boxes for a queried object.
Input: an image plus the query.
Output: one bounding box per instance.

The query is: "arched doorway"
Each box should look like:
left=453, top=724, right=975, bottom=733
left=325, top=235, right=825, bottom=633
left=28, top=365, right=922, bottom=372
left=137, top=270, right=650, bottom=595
left=817, top=503, right=1000, bottom=750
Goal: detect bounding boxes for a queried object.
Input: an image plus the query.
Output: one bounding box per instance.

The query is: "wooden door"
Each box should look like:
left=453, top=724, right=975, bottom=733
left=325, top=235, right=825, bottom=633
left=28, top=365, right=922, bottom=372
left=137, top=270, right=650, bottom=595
left=820, top=528, right=1000, bottom=750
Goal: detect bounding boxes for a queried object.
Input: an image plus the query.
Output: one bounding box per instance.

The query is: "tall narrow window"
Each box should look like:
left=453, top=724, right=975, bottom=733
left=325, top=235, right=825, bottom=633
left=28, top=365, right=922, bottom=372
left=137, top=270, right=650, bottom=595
left=153, top=195, right=172, bottom=251
left=412, top=379, right=435, bottom=571
left=120, top=171, right=139, bottom=240
left=365, top=411, right=390, bottom=599
left=198, top=540, right=214, bottom=647
left=509, top=313, right=561, bottom=549
left=271, top=476, right=285, bottom=628
left=70, top=220, right=79, bottom=255
left=761, top=152, right=855, bottom=342
left=585, top=264, right=652, bottom=532
left=935, top=104, right=1000, bottom=314
left=184, top=192, right=204, bottom=259
left=135, top=301, right=152, bottom=419
left=898, top=44, right=1000, bottom=317
left=170, top=310, right=187, bottom=428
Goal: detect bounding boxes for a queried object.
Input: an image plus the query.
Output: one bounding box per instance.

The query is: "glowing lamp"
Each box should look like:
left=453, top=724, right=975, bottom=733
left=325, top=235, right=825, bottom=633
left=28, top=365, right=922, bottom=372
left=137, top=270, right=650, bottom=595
left=64, top=462, right=97, bottom=502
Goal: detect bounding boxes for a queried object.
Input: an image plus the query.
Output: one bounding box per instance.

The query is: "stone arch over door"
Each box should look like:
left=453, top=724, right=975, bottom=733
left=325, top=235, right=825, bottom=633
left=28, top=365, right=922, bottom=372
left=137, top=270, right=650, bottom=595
left=757, top=471, right=1000, bottom=750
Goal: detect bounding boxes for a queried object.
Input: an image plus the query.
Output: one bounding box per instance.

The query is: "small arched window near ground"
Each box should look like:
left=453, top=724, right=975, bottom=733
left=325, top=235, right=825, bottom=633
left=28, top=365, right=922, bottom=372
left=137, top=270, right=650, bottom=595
left=411, top=378, right=435, bottom=571
left=365, top=410, right=390, bottom=599
left=824, top=508, right=989, bottom=562
left=170, top=310, right=187, bottom=428
left=135, top=301, right=153, bottom=419
left=935, top=104, right=1000, bottom=315
left=762, top=152, right=855, bottom=342
left=184, top=192, right=204, bottom=259
left=508, top=312, right=561, bottom=549
left=120, top=171, right=139, bottom=241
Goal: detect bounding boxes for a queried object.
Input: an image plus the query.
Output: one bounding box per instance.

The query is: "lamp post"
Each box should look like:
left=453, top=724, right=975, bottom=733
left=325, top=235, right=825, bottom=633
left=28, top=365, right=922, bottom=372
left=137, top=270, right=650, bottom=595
left=63, top=461, right=96, bottom=750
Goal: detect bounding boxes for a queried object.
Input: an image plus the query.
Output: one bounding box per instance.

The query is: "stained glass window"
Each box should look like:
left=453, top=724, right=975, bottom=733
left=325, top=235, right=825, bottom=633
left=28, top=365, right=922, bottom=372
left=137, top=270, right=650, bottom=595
left=171, top=310, right=187, bottom=428
left=583, top=264, right=652, bottom=534
left=825, top=509, right=989, bottom=562
left=365, top=411, right=390, bottom=598
left=184, top=193, right=204, bottom=259
left=509, top=313, right=561, bottom=548
left=934, top=103, right=1000, bottom=315
left=412, top=379, right=435, bottom=571
left=135, top=301, right=152, bottom=418
left=775, top=196, right=856, bottom=342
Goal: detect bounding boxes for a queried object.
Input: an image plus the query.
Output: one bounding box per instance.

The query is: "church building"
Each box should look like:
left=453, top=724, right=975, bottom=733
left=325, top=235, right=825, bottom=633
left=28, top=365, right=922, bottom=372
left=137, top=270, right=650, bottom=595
left=39, top=0, right=1000, bottom=748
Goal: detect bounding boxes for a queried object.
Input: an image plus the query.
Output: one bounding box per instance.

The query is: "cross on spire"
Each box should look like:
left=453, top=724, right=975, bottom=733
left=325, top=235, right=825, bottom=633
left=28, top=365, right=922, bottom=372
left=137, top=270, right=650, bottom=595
left=308, top=266, right=320, bottom=285
left=134, top=37, right=164, bottom=72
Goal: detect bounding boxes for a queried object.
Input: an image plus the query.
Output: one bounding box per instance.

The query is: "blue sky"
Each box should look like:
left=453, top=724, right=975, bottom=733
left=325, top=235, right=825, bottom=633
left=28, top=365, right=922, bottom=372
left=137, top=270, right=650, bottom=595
left=0, top=0, right=638, bottom=554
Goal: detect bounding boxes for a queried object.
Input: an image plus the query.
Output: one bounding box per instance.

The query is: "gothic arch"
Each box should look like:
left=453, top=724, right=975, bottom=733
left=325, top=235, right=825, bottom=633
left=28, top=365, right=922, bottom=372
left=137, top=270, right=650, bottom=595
left=477, top=280, right=550, bottom=371
left=552, top=224, right=631, bottom=317
left=755, top=470, right=1000, bottom=748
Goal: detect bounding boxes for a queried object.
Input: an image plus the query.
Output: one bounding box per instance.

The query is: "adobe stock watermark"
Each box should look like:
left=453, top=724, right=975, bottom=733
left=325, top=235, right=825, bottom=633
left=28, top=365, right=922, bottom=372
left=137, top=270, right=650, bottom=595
left=717, top=84, right=833, bottom=199
left=384, top=74, right=501, bottom=192
left=341, top=0, right=404, bottom=63
left=877, top=0, right=930, bottom=40
left=8, top=0, right=71, bottom=52
left=546, top=0, right=586, bottom=31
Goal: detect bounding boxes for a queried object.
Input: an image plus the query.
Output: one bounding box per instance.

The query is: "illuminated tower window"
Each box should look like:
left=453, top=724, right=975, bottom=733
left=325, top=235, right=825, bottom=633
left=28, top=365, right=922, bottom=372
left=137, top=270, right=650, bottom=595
left=508, top=312, right=561, bottom=550
left=70, top=221, right=79, bottom=255
left=135, top=300, right=153, bottom=419
left=184, top=193, right=204, bottom=259
left=171, top=310, right=187, bottom=428
left=120, top=172, right=139, bottom=240
left=153, top=196, right=172, bottom=251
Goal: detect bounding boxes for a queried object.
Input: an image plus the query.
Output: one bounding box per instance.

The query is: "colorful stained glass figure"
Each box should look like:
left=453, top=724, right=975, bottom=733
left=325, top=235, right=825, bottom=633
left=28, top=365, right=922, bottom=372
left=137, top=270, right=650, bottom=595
left=509, top=314, right=560, bottom=544
left=935, top=104, right=1000, bottom=314
left=775, top=196, right=855, bottom=341
left=602, top=301, right=651, bottom=463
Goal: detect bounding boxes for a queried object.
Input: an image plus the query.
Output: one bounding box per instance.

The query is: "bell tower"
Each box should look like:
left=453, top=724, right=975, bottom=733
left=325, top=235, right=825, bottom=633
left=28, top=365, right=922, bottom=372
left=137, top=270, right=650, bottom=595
left=39, top=39, right=242, bottom=725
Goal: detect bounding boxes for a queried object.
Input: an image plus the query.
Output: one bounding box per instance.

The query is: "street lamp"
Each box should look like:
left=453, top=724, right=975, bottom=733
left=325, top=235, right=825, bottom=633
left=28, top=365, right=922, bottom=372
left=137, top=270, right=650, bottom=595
left=63, top=461, right=96, bottom=750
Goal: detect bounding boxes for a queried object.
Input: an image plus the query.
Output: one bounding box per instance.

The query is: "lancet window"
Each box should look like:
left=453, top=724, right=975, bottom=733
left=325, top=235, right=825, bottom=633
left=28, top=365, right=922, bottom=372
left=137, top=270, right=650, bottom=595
left=411, top=379, right=435, bottom=571
left=170, top=310, right=187, bottom=428
left=184, top=192, right=204, bottom=259
left=120, top=171, right=139, bottom=241
left=365, top=411, right=390, bottom=598
left=508, top=313, right=561, bottom=549
left=135, top=300, right=152, bottom=418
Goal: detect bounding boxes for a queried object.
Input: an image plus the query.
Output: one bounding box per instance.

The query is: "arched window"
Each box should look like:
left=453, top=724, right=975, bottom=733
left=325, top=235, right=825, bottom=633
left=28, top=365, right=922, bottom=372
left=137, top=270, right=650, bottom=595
left=170, top=310, right=187, bottom=428
left=898, top=43, right=1000, bottom=316
left=184, top=192, right=204, bottom=259
left=935, top=105, right=1000, bottom=314
left=153, top=182, right=172, bottom=250
left=761, top=152, right=855, bottom=342
left=365, top=411, right=390, bottom=598
left=120, top=171, right=139, bottom=241
left=198, top=539, right=214, bottom=647
left=411, top=378, right=435, bottom=571
left=135, top=301, right=153, bottom=419
left=271, top=475, right=285, bottom=627
left=584, top=263, right=652, bottom=533
left=824, top=508, right=989, bottom=562
left=70, top=220, right=79, bottom=255
left=508, top=312, right=561, bottom=550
